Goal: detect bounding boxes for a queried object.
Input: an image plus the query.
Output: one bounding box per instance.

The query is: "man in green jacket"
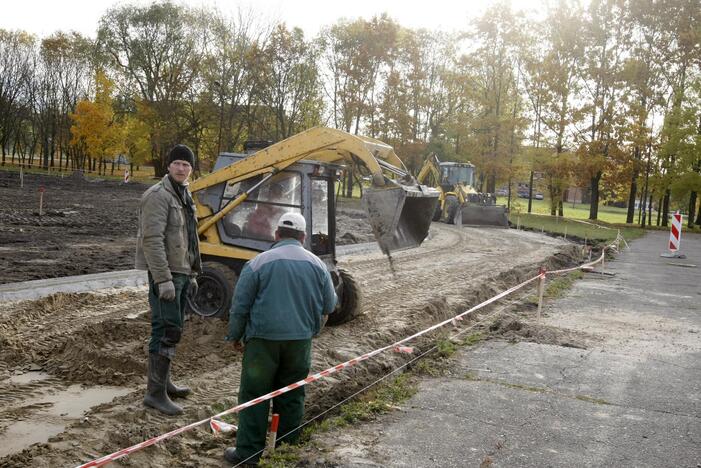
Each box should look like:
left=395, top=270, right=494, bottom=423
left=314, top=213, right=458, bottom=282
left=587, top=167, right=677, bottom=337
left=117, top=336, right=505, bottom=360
left=136, top=145, right=202, bottom=415
left=224, top=212, right=337, bottom=466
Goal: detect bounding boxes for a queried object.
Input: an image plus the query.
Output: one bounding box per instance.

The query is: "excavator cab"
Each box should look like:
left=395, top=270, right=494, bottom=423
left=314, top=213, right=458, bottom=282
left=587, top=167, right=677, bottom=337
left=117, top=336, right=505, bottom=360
left=189, top=156, right=353, bottom=323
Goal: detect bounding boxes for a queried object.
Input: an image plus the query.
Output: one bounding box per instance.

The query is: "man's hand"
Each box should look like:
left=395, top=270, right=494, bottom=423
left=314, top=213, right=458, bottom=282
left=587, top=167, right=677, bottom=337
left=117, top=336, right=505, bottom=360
left=188, top=277, right=198, bottom=297
left=158, top=281, right=176, bottom=301
left=233, top=341, right=245, bottom=352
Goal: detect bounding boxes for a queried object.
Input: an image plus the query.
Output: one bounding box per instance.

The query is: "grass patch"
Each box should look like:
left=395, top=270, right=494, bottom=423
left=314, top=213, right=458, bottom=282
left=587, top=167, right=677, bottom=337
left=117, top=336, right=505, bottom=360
left=544, top=271, right=584, bottom=299
left=494, top=380, right=549, bottom=393
left=509, top=212, right=646, bottom=243
left=259, top=444, right=300, bottom=468
left=575, top=395, right=612, bottom=405
left=461, top=332, right=485, bottom=347
left=301, top=372, right=418, bottom=441
left=337, top=373, right=417, bottom=425
left=461, top=374, right=548, bottom=394
left=436, top=338, right=458, bottom=358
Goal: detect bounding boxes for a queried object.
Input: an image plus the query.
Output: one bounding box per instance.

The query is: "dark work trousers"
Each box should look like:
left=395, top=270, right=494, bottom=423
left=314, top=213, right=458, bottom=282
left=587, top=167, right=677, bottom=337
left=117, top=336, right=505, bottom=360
left=148, top=272, right=189, bottom=358
left=235, top=338, right=312, bottom=461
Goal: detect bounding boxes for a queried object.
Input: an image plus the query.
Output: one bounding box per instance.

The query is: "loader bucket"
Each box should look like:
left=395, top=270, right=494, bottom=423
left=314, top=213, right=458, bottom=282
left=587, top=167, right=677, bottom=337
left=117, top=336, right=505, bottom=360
left=362, top=184, right=440, bottom=254
left=458, top=204, right=509, bottom=227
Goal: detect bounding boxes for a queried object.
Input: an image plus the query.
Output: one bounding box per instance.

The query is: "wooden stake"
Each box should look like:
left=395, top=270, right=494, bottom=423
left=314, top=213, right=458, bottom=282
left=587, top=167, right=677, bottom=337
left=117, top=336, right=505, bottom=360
left=38, top=185, right=45, bottom=217
left=537, top=266, right=546, bottom=320
left=265, top=413, right=280, bottom=454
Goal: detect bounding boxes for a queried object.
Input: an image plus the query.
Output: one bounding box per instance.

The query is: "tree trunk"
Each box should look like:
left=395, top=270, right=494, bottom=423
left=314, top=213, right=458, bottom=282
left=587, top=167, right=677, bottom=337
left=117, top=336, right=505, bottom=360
left=589, top=171, right=602, bottom=220
left=656, top=195, right=662, bottom=226
left=688, top=191, right=697, bottom=228
left=648, top=194, right=653, bottom=227
left=661, top=189, right=670, bottom=227
left=345, top=169, right=353, bottom=198
left=527, top=170, right=534, bottom=213
left=626, top=173, right=637, bottom=224
left=696, top=197, right=701, bottom=227
left=558, top=200, right=563, bottom=217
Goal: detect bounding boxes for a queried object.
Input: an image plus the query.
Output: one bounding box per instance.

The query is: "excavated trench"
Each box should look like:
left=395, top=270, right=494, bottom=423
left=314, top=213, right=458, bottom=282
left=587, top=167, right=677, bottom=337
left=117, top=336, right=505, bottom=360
left=0, top=220, right=581, bottom=468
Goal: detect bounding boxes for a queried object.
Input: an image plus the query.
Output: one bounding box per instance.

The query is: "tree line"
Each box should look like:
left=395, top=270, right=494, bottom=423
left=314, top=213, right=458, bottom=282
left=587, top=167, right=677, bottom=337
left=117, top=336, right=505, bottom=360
left=0, top=0, right=699, bottom=227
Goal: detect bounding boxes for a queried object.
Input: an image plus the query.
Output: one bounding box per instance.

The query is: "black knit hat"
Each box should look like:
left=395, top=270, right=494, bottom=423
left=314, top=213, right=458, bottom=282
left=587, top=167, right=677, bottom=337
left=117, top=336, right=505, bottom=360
left=167, top=145, right=195, bottom=167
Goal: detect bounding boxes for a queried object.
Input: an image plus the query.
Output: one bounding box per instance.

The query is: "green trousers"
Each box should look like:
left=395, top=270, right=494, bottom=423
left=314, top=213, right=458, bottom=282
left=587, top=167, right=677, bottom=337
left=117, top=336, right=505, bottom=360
left=235, top=338, right=312, bottom=461
left=148, top=273, right=189, bottom=358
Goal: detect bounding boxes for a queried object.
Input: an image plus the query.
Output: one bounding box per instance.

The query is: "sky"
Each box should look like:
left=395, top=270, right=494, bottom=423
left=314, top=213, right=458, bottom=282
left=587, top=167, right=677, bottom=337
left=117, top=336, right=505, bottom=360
left=0, top=0, right=551, bottom=38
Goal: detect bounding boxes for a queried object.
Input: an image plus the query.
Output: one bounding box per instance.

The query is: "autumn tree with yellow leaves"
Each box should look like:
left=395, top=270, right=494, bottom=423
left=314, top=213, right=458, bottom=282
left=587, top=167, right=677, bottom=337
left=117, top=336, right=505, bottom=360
left=70, top=71, right=124, bottom=174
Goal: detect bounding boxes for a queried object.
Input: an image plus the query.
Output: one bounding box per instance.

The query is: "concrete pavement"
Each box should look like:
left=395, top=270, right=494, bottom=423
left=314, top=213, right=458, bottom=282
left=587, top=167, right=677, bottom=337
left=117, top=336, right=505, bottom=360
left=317, top=231, right=700, bottom=467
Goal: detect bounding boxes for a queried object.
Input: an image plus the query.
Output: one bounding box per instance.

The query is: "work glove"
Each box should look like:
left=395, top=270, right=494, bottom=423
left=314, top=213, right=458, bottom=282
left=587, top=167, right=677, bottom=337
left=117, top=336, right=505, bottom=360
left=158, top=280, right=176, bottom=301
left=188, top=277, right=198, bottom=297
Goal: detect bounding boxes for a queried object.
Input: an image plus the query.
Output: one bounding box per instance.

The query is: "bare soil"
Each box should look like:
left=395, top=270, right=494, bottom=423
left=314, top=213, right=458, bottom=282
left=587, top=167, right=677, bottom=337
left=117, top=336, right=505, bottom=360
left=0, top=207, right=579, bottom=468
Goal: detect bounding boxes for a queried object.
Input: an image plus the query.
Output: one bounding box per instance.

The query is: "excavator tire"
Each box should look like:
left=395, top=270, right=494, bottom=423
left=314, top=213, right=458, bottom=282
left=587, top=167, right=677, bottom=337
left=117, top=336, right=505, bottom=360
left=444, top=195, right=460, bottom=224
left=186, top=261, right=238, bottom=318
left=327, top=268, right=361, bottom=326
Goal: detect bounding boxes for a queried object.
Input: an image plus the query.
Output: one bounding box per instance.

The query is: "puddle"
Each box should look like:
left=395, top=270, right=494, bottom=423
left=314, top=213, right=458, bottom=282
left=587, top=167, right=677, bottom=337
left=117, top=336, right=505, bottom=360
left=0, top=384, right=132, bottom=457
left=6, top=371, right=51, bottom=385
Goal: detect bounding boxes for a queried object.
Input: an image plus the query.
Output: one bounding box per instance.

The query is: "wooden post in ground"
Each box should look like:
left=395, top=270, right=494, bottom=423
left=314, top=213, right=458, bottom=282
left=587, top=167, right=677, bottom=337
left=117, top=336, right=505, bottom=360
left=537, top=266, right=546, bottom=320
left=38, top=185, right=45, bottom=217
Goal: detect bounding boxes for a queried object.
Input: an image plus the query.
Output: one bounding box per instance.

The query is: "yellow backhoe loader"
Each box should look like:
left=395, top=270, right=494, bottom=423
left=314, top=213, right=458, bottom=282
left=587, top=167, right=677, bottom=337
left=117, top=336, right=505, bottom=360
left=417, top=153, right=508, bottom=227
left=186, top=127, right=440, bottom=325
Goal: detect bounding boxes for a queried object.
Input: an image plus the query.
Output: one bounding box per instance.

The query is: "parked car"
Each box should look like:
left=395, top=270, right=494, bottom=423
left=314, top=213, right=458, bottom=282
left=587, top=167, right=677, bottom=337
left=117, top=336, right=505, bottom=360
left=535, top=193, right=544, bottom=200
left=496, top=188, right=508, bottom=196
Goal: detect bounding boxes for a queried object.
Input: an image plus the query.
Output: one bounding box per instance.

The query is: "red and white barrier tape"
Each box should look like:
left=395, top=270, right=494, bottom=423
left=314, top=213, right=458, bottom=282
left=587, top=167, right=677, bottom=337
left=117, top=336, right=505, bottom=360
left=75, top=273, right=541, bottom=468
left=547, top=232, right=625, bottom=275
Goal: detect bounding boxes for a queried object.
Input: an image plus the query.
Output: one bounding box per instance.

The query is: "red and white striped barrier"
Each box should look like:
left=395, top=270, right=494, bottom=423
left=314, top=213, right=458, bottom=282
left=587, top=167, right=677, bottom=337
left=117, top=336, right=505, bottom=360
left=661, top=211, right=685, bottom=258
left=123, top=169, right=130, bottom=184
left=669, top=211, right=682, bottom=252
left=75, top=236, right=627, bottom=468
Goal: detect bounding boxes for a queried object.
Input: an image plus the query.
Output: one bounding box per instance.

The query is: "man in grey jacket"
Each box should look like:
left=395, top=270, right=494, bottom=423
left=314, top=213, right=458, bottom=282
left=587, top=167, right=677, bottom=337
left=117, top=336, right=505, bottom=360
left=136, top=145, right=202, bottom=415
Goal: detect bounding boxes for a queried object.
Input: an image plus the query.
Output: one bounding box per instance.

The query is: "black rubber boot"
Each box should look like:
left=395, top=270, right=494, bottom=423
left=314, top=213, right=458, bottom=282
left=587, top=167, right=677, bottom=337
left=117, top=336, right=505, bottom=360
left=167, top=373, right=191, bottom=399
left=143, top=353, right=183, bottom=415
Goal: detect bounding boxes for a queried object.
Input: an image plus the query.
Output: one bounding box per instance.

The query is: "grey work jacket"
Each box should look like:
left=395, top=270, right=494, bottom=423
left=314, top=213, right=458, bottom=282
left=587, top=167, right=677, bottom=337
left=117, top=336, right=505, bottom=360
left=135, top=175, right=202, bottom=283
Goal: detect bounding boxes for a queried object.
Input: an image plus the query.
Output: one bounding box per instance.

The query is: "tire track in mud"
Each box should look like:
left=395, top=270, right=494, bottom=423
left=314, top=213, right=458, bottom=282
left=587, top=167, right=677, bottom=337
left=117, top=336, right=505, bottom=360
left=0, top=224, right=579, bottom=467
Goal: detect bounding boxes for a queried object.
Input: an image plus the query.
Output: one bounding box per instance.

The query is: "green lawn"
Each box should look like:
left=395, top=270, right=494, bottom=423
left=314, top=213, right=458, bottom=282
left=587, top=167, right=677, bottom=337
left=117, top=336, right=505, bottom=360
left=510, top=212, right=646, bottom=244
left=501, top=197, right=632, bottom=224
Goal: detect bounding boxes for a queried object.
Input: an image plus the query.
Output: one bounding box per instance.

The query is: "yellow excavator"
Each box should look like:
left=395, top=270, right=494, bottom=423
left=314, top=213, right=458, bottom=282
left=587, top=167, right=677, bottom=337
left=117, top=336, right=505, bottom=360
left=417, top=153, right=508, bottom=227
left=186, top=127, right=440, bottom=325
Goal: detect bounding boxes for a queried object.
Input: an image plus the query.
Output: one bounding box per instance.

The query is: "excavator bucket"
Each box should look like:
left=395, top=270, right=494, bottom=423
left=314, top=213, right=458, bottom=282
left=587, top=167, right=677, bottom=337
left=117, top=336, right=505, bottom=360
left=362, top=184, right=440, bottom=254
left=457, top=204, right=509, bottom=227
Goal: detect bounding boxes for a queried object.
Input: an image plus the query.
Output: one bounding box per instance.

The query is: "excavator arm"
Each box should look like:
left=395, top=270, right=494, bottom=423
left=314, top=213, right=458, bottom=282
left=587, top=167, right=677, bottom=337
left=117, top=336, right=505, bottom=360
left=191, top=127, right=439, bottom=254
left=416, top=153, right=442, bottom=186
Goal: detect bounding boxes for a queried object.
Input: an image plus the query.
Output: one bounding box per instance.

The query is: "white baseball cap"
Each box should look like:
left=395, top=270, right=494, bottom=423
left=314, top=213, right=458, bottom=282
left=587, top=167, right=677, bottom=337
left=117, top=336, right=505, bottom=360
left=277, top=212, right=306, bottom=232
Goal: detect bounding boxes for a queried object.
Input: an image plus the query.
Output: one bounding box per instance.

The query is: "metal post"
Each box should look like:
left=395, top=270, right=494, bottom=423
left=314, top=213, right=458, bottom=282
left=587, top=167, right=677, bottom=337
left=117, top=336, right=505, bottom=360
left=517, top=216, right=520, bottom=230
left=564, top=226, right=567, bottom=240
left=20, top=167, right=24, bottom=188
left=537, top=266, right=546, bottom=320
